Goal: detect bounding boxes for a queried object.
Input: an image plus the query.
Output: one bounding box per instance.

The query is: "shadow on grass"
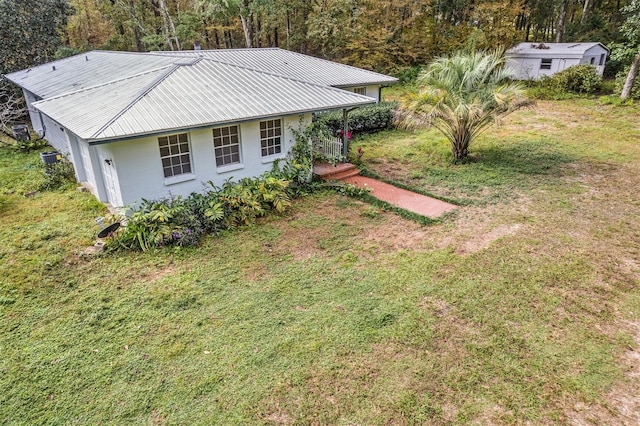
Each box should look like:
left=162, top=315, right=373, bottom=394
left=419, top=139, right=576, bottom=204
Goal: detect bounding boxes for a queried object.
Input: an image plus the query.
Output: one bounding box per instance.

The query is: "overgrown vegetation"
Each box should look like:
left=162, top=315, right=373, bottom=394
left=535, top=64, right=603, bottom=97
left=314, top=102, right=397, bottom=135
left=2, top=99, right=640, bottom=424
left=111, top=176, right=292, bottom=251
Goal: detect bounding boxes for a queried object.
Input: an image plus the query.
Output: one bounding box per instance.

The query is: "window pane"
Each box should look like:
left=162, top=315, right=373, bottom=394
left=160, top=147, right=170, bottom=157
left=213, top=128, right=221, bottom=137
left=179, top=133, right=188, bottom=143
left=180, top=143, right=189, bottom=153
left=231, top=153, right=239, bottom=163
left=164, top=167, right=172, bottom=177
left=183, top=163, right=191, bottom=173
left=158, top=137, right=168, bottom=146
left=170, top=145, right=179, bottom=155
left=231, top=134, right=238, bottom=144
left=275, top=127, right=281, bottom=136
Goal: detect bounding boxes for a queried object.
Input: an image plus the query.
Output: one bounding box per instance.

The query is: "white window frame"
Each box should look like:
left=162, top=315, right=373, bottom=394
left=158, top=132, right=193, bottom=179
left=540, top=58, right=552, bottom=70
left=259, top=119, right=283, bottom=159
left=353, top=87, right=367, bottom=96
left=213, top=125, right=242, bottom=169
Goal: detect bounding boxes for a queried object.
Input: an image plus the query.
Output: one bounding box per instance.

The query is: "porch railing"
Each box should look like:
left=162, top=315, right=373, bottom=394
left=312, top=134, right=343, bottom=161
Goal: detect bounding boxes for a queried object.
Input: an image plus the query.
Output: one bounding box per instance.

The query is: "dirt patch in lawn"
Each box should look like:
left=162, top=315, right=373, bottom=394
left=567, top=320, right=640, bottom=426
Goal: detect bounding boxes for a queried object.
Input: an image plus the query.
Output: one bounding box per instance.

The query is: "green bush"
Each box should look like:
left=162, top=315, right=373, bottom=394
left=12, top=138, right=48, bottom=153
left=314, top=102, right=398, bottom=135
left=540, top=64, right=603, bottom=94
left=38, top=158, right=76, bottom=191
left=110, top=174, right=292, bottom=251
left=614, top=67, right=640, bottom=100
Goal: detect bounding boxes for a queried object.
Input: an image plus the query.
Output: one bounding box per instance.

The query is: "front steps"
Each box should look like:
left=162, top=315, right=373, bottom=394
left=313, top=162, right=360, bottom=181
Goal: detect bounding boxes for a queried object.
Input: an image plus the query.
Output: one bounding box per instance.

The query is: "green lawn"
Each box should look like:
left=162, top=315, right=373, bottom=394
left=1, top=99, right=640, bottom=424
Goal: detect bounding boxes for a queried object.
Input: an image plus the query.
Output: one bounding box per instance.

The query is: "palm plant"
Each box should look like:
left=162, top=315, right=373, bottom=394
left=397, top=50, right=529, bottom=162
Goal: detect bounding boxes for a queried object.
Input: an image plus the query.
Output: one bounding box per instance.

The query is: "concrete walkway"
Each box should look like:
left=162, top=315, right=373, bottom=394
left=343, top=175, right=457, bottom=218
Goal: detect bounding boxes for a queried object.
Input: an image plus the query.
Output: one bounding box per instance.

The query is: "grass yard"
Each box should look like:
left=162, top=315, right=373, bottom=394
left=1, top=99, right=640, bottom=424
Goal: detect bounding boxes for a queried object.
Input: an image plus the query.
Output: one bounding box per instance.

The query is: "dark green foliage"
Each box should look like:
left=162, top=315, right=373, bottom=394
left=393, top=66, right=422, bottom=84
left=37, top=158, right=76, bottom=191
left=539, top=64, right=603, bottom=94
left=12, top=138, right=48, bottom=153
left=110, top=175, right=292, bottom=251
left=0, top=0, right=72, bottom=75
left=314, top=102, right=398, bottom=135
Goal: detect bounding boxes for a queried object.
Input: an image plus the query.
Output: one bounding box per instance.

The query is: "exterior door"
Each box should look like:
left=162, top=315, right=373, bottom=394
left=98, top=151, right=121, bottom=206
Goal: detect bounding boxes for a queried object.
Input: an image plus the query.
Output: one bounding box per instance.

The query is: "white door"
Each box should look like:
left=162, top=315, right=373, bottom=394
left=98, top=151, right=121, bottom=206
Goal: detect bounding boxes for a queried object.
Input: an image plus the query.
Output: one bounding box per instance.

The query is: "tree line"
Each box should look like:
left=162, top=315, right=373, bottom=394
left=33, top=0, right=638, bottom=73
left=1, top=0, right=640, bottom=126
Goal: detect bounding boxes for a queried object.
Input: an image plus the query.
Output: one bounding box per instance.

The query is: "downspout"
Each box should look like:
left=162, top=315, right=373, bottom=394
left=37, top=111, right=46, bottom=137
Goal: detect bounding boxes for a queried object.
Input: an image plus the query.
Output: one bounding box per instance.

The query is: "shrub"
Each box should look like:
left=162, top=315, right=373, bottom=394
left=13, top=138, right=48, bottom=153
left=314, top=102, right=398, bottom=135
left=540, top=64, right=603, bottom=94
left=109, top=174, right=292, bottom=251
left=38, top=158, right=76, bottom=191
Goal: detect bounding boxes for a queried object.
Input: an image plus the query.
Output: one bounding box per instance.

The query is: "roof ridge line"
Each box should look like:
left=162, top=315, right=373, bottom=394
left=31, top=65, right=174, bottom=103
left=193, top=56, right=380, bottom=98
left=90, top=65, right=180, bottom=139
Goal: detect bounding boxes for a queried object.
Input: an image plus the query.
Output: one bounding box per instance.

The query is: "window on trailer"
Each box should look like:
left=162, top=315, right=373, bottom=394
left=353, top=87, right=366, bottom=95
left=540, top=58, right=552, bottom=70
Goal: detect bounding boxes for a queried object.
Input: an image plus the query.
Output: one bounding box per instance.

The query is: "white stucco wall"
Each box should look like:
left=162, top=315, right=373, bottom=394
left=100, top=113, right=311, bottom=207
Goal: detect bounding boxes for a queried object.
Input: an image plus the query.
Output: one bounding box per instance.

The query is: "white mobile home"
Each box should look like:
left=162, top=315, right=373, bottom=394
left=4, top=49, right=397, bottom=208
left=506, top=42, right=609, bottom=80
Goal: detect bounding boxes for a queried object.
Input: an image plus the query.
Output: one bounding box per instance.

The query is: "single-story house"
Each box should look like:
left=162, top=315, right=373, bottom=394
left=4, top=49, right=397, bottom=208
left=506, top=42, right=609, bottom=80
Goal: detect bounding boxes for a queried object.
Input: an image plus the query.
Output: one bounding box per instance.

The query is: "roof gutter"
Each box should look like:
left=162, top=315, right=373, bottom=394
left=85, top=100, right=376, bottom=146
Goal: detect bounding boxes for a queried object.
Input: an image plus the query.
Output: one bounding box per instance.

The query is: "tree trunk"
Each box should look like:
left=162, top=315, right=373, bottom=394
left=240, top=14, right=252, bottom=47
left=621, top=48, right=640, bottom=101
left=158, top=0, right=180, bottom=50
left=556, top=0, right=568, bottom=42
left=581, top=0, right=591, bottom=24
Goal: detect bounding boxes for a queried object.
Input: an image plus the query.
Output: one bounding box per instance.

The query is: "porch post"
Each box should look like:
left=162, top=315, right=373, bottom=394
left=342, top=108, right=348, bottom=161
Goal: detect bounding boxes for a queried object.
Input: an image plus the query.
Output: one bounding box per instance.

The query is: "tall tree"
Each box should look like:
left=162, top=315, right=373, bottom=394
left=0, top=0, right=72, bottom=136
left=620, top=0, right=640, bottom=100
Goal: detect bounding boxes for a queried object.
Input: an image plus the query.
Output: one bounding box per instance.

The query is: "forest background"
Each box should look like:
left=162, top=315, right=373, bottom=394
left=1, top=0, right=638, bottom=79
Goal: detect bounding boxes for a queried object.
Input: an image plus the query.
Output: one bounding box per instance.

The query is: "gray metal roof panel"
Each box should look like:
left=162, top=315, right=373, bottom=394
left=151, top=48, right=398, bottom=87
left=33, top=60, right=376, bottom=141
left=4, top=51, right=179, bottom=98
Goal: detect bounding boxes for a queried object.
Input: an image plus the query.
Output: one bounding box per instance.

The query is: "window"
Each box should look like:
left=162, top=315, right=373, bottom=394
left=540, top=58, right=552, bottom=70
left=590, top=57, right=595, bottom=65
left=599, top=54, right=605, bottom=66
left=353, top=87, right=367, bottom=95
left=260, top=119, right=282, bottom=157
left=158, top=133, right=191, bottom=178
left=213, top=125, right=241, bottom=167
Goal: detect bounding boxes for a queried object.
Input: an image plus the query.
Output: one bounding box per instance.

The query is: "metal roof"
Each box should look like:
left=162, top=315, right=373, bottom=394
left=507, top=42, right=609, bottom=58
left=4, top=51, right=178, bottom=99
left=151, top=48, right=398, bottom=87
left=33, top=59, right=376, bottom=142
